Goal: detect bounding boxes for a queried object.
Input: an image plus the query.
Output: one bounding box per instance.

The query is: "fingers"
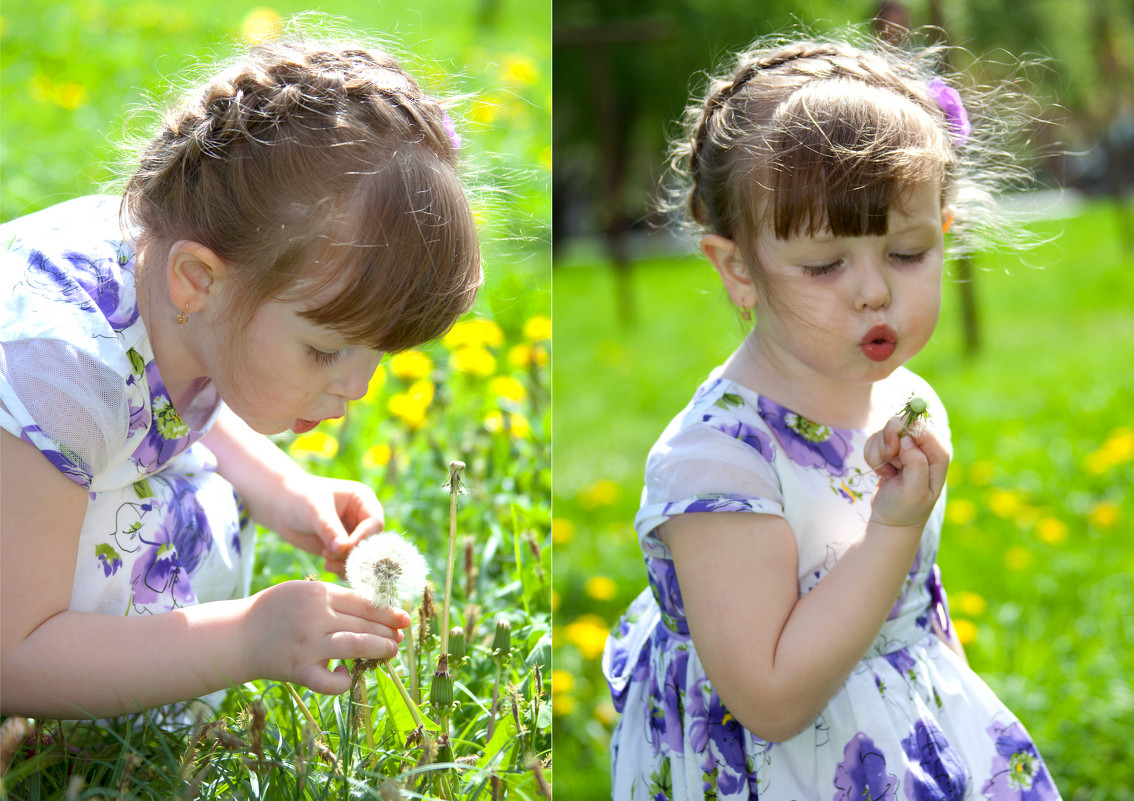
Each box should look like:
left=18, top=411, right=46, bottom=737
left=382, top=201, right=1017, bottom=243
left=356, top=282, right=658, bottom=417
left=865, top=416, right=905, bottom=472
left=297, top=663, right=352, bottom=696
left=327, top=584, right=411, bottom=631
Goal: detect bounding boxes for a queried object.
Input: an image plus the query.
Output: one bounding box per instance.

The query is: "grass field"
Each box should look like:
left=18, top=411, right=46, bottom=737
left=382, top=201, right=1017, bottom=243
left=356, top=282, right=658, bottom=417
left=551, top=202, right=1134, bottom=800
left=1, top=2, right=551, bottom=799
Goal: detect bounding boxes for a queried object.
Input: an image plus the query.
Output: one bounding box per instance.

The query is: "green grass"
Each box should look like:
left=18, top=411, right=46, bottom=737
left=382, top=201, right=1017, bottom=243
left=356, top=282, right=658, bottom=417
left=1, top=1, right=550, bottom=799
left=551, top=202, right=1134, bottom=800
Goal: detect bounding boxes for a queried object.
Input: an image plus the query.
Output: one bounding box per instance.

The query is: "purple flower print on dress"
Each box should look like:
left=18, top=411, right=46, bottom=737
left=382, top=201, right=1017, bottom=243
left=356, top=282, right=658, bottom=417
left=981, top=721, right=1059, bottom=800
left=19, top=424, right=94, bottom=487
left=700, top=413, right=776, bottom=462
left=130, top=539, right=195, bottom=608
left=158, top=473, right=214, bottom=575
left=703, top=691, right=758, bottom=798
left=131, top=361, right=194, bottom=471
left=646, top=556, right=689, bottom=634
left=646, top=647, right=690, bottom=757
left=95, top=543, right=124, bottom=577
left=834, top=733, right=898, bottom=801
left=901, top=718, right=969, bottom=801
left=24, top=249, right=138, bottom=331
left=884, top=648, right=918, bottom=683
left=759, top=396, right=852, bottom=476
left=666, top=495, right=760, bottom=516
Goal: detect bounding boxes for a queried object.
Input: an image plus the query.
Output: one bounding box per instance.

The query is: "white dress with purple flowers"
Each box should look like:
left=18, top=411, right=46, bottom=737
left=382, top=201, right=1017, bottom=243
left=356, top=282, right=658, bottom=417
left=1, top=196, right=255, bottom=626
left=603, top=368, right=1061, bottom=801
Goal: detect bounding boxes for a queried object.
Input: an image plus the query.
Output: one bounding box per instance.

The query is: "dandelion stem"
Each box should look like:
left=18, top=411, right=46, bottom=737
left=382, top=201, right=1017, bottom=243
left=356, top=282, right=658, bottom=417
left=384, top=662, right=427, bottom=732
left=285, top=682, right=320, bottom=733
left=440, top=461, right=465, bottom=659
left=404, top=617, right=419, bottom=703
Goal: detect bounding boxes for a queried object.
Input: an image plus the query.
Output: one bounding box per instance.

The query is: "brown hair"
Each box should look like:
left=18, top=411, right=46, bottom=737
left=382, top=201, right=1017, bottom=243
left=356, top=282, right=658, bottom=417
left=669, top=32, right=1035, bottom=269
left=123, top=37, right=482, bottom=353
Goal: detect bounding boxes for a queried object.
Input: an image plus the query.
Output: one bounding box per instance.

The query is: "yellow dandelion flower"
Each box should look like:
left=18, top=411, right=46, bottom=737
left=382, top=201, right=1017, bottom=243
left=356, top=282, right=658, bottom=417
left=502, top=54, right=539, bottom=85
left=987, top=489, right=1023, bottom=518
left=553, top=693, right=577, bottom=716
left=946, top=498, right=976, bottom=526
left=953, top=618, right=977, bottom=646
left=289, top=430, right=338, bottom=460
left=585, top=576, right=617, bottom=601
left=956, top=591, right=986, bottom=616
left=362, top=443, right=392, bottom=469
left=1036, top=517, right=1068, bottom=545
left=579, top=478, right=621, bottom=509
left=508, top=413, right=532, bottom=439
left=523, top=315, right=551, bottom=342
left=362, top=364, right=387, bottom=404
left=390, top=350, right=433, bottom=381
left=444, top=318, right=504, bottom=350
left=388, top=392, right=428, bottom=430
left=241, top=7, right=280, bottom=43
left=552, top=518, right=576, bottom=545
left=1005, top=546, right=1031, bottom=571
left=489, top=376, right=527, bottom=403
left=551, top=669, right=575, bottom=696
left=1103, top=427, right=1134, bottom=461
left=1089, top=502, right=1119, bottom=529
left=470, top=94, right=502, bottom=125
left=453, top=346, right=497, bottom=377
left=564, top=614, right=609, bottom=660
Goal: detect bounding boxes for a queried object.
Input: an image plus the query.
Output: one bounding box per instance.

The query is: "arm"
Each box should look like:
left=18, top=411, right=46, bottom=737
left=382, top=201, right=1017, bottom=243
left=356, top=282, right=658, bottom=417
left=202, top=407, right=384, bottom=575
left=662, top=422, right=948, bottom=743
left=1, top=430, right=406, bottom=719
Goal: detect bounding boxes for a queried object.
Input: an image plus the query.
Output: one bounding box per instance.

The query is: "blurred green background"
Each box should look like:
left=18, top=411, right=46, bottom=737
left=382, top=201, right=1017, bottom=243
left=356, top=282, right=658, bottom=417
left=551, top=0, right=1134, bottom=799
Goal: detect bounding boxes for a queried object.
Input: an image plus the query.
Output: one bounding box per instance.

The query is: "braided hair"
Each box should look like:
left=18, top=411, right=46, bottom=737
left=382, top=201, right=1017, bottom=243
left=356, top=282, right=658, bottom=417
left=123, top=38, right=481, bottom=353
left=668, top=31, right=1033, bottom=274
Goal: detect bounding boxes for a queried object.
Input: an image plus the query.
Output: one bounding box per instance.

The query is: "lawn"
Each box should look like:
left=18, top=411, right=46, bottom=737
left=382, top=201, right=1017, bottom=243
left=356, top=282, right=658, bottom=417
left=551, top=201, right=1134, bottom=800
left=1, top=2, right=551, bottom=799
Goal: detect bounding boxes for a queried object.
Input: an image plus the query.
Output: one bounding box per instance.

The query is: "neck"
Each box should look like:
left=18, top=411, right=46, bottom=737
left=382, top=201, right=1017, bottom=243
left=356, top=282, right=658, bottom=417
left=135, top=249, right=211, bottom=413
left=721, top=329, right=878, bottom=428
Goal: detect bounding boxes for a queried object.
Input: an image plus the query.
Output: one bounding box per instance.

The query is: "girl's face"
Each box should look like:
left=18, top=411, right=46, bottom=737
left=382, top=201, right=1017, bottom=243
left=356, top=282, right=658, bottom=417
left=209, top=294, right=383, bottom=436
left=748, top=182, right=946, bottom=401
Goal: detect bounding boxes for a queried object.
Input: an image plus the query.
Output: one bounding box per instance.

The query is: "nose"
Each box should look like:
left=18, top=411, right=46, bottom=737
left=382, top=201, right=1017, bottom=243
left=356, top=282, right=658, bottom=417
left=333, top=350, right=384, bottom=401
left=855, top=261, right=891, bottom=310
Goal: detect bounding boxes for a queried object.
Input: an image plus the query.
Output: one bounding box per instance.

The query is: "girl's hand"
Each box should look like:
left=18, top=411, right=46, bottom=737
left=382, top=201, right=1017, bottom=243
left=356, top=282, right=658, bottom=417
left=865, top=419, right=949, bottom=529
left=273, top=475, right=385, bottom=576
left=246, top=580, right=409, bottom=695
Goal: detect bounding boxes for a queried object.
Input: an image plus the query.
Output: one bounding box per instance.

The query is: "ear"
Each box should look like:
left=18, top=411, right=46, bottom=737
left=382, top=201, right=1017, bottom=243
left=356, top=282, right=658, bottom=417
left=166, top=241, right=229, bottom=316
left=941, top=207, right=956, bottom=235
left=701, top=234, right=758, bottom=310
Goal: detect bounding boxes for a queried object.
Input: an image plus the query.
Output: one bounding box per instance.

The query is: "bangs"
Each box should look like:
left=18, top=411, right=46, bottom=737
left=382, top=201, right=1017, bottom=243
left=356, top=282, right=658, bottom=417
left=748, top=80, right=952, bottom=240
left=291, top=150, right=482, bottom=353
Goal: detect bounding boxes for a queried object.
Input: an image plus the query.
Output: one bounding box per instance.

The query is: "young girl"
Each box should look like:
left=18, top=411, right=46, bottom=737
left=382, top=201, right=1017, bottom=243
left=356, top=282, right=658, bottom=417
left=0, top=36, right=481, bottom=719
left=603, top=34, right=1062, bottom=800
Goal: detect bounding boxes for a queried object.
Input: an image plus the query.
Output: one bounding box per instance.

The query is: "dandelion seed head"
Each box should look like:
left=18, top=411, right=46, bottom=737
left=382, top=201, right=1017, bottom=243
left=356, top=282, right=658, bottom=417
left=345, top=531, right=429, bottom=609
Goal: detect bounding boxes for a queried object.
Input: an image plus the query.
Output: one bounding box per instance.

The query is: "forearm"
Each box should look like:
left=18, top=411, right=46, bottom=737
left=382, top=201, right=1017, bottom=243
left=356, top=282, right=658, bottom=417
left=758, top=523, right=922, bottom=737
left=1, top=599, right=253, bottom=719
left=202, top=406, right=304, bottom=528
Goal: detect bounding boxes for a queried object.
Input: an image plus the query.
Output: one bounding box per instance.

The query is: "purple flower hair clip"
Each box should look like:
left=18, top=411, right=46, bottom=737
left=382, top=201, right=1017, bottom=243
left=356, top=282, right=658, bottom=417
left=928, top=77, right=971, bottom=147
left=441, top=109, right=462, bottom=153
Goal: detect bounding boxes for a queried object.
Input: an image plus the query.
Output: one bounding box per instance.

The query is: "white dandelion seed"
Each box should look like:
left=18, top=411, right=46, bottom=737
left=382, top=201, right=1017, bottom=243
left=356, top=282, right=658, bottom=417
left=345, top=531, right=429, bottom=609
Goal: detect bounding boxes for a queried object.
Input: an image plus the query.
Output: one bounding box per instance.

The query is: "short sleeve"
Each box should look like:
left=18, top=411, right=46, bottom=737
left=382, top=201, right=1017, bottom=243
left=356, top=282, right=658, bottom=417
left=634, top=420, right=784, bottom=558
left=0, top=337, right=130, bottom=487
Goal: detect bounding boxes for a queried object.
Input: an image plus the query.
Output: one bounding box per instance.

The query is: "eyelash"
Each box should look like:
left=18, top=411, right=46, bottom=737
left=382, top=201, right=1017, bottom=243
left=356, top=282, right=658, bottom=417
left=308, top=346, right=342, bottom=366
left=802, top=250, right=929, bottom=276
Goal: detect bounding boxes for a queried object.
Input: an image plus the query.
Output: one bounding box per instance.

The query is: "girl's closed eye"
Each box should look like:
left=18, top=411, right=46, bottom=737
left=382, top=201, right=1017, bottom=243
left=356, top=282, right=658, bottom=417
left=307, top=346, right=342, bottom=366
left=891, top=250, right=929, bottom=265
left=802, top=260, right=843, bottom=277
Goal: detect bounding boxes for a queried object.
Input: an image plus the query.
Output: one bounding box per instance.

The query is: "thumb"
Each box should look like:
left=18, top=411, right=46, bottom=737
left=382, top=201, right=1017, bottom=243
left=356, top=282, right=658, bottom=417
left=298, top=663, right=352, bottom=696
left=313, top=504, right=351, bottom=560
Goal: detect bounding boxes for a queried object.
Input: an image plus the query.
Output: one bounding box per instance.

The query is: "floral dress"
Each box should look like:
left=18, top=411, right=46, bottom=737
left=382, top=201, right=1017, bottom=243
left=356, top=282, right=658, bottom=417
left=603, top=367, right=1061, bottom=801
left=1, top=196, right=255, bottom=624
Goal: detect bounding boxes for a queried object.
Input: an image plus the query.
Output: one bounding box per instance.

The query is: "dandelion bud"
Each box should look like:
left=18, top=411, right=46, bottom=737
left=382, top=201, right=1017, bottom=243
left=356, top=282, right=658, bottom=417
left=492, top=619, right=512, bottom=663
left=431, top=668, right=455, bottom=709
left=449, top=626, right=467, bottom=664
left=345, top=532, right=429, bottom=609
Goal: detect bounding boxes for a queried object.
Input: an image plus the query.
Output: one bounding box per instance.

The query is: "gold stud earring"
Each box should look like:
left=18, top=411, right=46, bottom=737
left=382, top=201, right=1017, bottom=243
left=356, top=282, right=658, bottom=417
left=176, top=303, right=190, bottom=325
left=740, top=305, right=752, bottom=322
